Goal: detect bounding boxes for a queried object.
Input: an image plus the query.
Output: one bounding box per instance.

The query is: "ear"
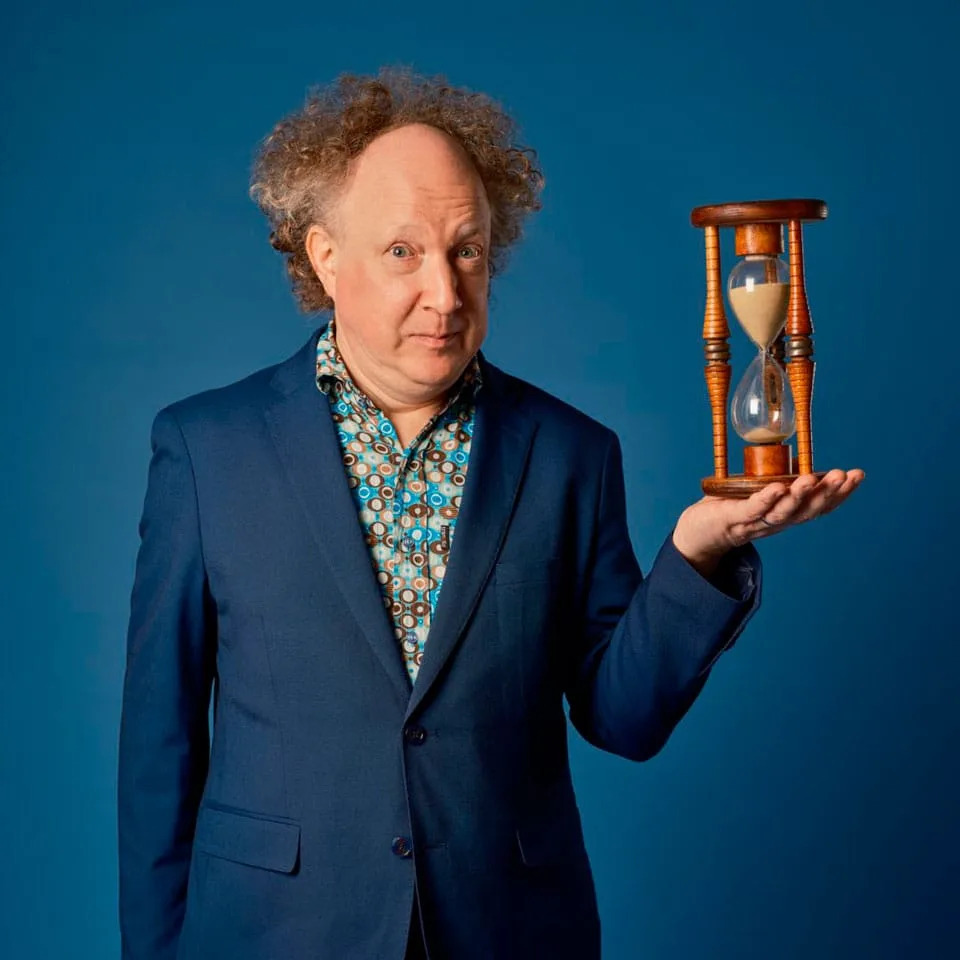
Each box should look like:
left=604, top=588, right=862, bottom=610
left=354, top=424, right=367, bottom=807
left=305, top=224, right=338, bottom=301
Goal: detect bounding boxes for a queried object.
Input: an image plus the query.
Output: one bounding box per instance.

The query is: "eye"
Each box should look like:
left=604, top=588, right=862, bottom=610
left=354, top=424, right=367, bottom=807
left=458, top=244, right=483, bottom=260
left=389, top=244, right=414, bottom=259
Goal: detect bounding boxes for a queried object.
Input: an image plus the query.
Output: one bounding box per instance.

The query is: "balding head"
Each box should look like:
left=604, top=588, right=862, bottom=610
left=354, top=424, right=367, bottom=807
left=305, top=122, right=492, bottom=419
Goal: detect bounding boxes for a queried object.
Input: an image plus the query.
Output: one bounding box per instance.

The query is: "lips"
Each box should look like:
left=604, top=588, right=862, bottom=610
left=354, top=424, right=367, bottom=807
left=412, top=332, right=458, bottom=346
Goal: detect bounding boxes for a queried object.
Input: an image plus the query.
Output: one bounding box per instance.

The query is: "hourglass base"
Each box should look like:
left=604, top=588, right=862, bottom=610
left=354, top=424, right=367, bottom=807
left=701, top=472, right=828, bottom=499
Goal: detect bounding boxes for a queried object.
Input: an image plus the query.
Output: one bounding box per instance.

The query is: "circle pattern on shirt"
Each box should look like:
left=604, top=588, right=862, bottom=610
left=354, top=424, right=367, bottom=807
left=316, top=323, right=480, bottom=685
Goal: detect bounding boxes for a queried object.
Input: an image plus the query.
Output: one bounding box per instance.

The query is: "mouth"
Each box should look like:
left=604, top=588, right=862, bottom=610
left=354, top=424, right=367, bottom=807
left=411, top=332, right=459, bottom=348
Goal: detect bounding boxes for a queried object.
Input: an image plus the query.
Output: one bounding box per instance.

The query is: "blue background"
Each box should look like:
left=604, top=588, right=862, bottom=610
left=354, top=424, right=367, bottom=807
left=3, top=0, right=957, bottom=956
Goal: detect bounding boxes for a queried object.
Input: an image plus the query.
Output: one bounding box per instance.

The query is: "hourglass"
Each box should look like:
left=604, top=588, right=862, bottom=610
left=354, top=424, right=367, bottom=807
left=690, top=199, right=828, bottom=498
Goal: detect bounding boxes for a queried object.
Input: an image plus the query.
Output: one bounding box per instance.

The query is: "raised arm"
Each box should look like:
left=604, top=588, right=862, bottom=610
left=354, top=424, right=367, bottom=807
left=565, top=431, right=762, bottom=761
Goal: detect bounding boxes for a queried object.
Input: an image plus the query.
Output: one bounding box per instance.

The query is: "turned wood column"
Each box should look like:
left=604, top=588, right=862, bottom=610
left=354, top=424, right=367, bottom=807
left=702, top=225, right=731, bottom=479
left=785, top=220, right=816, bottom=475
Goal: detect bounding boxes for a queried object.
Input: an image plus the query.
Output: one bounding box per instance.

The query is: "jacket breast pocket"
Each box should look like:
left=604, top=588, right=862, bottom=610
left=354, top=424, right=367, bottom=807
left=494, top=556, right=564, bottom=634
left=495, top=557, right=566, bottom=715
left=193, top=801, right=301, bottom=874
left=494, top=555, right=562, bottom=587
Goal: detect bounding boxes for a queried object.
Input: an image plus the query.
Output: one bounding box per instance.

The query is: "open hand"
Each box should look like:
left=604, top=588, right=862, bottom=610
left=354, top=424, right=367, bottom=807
left=672, top=468, right=866, bottom=574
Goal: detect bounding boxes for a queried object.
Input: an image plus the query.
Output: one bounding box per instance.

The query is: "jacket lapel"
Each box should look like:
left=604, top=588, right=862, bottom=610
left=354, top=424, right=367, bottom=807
left=262, top=324, right=539, bottom=714
left=405, top=357, right=537, bottom=718
left=264, top=325, right=411, bottom=700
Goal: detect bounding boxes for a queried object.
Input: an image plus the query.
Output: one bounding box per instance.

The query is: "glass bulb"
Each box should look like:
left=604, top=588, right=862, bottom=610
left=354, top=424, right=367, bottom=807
left=727, top=254, right=790, bottom=349
left=731, top=350, right=796, bottom=443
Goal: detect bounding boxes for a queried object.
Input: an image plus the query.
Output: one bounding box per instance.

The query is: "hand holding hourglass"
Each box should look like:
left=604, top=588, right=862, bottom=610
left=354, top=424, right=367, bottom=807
left=669, top=200, right=865, bottom=578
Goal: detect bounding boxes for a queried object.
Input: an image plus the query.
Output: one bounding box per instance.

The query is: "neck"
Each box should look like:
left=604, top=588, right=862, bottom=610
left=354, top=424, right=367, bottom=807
left=332, top=322, right=451, bottom=443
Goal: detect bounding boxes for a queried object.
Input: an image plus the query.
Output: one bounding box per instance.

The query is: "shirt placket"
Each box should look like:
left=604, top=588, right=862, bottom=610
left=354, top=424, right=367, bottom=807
left=373, top=410, right=422, bottom=679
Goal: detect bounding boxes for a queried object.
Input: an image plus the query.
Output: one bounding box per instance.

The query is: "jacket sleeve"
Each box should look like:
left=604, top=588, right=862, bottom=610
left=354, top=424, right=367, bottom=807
left=565, top=431, right=762, bottom=762
left=118, top=406, right=217, bottom=959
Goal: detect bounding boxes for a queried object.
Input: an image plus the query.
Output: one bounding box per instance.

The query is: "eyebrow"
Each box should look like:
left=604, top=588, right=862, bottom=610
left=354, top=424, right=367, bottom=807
left=389, top=222, right=485, bottom=240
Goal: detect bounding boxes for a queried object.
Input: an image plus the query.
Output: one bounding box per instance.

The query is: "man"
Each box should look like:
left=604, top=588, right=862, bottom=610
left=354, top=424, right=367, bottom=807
left=118, top=69, right=863, bottom=960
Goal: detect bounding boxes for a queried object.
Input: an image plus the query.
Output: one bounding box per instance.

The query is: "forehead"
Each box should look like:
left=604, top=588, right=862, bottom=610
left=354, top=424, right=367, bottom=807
left=337, top=123, right=490, bottom=229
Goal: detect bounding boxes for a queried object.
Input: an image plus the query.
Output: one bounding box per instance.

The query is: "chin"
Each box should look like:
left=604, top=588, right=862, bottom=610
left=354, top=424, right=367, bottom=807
left=407, top=356, right=462, bottom=389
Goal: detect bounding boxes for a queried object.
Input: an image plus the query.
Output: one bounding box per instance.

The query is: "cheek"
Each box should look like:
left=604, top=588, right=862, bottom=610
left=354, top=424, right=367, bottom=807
left=463, top=270, right=489, bottom=310
left=337, top=262, right=418, bottom=323
left=467, top=316, right=488, bottom=355
left=463, top=275, right=488, bottom=332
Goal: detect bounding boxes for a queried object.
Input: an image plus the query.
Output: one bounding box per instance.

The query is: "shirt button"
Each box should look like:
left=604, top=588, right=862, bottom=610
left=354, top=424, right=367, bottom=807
left=391, top=836, right=413, bottom=858
left=401, top=535, right=415, bottom=551
left=403, top=724, right=427, bottom=745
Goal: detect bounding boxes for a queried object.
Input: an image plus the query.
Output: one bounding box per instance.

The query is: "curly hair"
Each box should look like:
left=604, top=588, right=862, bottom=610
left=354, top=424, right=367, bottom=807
left=249, top=66, right=545, bottom=313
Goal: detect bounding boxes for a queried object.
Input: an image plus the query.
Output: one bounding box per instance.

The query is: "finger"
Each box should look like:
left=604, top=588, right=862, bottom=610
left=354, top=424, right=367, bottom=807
left=750, top=467, right=866, bottom=530
left=787, top=468, right=862, bottom=524
left=766, top=470, right=828, bottom=527
left=729, top=483, right=790, bottom=543
left=793, top=471, right=848, bottom=522
left=817, top=469, right=865, bottom=517
left=745, top=482, right=789, bottom=521
left=763, top=472, right=823, bottom=526
left=793, top=471, right=829, bottom=497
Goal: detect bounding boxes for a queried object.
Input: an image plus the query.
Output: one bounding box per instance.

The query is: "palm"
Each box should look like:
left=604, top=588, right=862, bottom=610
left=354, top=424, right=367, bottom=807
left=675, top=468, right=866, bottom=557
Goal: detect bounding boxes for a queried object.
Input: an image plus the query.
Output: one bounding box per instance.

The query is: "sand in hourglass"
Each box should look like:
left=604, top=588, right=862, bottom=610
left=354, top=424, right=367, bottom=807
left=742, top=426, right=786, bottom=443
left=728, top=282, right=789, bottom=348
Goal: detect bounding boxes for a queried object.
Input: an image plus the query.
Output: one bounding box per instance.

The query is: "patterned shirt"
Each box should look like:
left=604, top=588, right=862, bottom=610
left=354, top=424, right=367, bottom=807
left=315, top=320, right=483, bottom=687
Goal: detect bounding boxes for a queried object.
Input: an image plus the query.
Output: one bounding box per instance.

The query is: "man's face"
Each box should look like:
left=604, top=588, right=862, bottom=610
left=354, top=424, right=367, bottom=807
left=306, top=123, right=491, bottom=407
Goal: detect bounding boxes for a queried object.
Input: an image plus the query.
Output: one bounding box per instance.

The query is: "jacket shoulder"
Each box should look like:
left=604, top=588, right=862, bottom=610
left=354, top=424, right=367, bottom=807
left=488, top=362, right=617, bottom=451
left=154, top=328, right=316, bottom=431
left=159, top=364, right=276, bottom=429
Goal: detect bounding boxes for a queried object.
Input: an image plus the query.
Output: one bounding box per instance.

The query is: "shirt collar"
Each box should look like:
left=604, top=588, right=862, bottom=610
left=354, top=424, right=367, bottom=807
left=315, top=317, right=483, bottom=406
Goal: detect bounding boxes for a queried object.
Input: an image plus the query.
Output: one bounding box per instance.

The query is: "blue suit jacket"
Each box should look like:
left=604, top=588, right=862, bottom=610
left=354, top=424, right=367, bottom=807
left=118, top=323, right=762, bottom=959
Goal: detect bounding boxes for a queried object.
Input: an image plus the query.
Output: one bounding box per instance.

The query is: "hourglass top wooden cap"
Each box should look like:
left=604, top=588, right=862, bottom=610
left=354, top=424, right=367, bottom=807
left=690, top=198, right=828, bottom=228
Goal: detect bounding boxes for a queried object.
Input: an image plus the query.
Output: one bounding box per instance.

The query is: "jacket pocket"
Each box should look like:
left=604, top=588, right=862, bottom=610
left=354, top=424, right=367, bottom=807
left=515, top=781, right=586, bottom=867
left=193, top=802, right=301, bottom=873
left=494, top=555, right=562, bottom=586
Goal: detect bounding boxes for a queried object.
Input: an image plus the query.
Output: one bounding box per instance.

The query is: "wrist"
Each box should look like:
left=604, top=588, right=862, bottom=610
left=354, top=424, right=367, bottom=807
left=672, top=524, right=726, bottom=579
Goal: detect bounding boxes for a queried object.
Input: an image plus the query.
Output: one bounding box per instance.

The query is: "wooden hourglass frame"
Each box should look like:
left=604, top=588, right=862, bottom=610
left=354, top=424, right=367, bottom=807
left=691, top=199, right=828, bottom=498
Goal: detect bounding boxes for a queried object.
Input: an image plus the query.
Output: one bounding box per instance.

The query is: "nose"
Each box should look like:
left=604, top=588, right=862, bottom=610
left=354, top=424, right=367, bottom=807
left=421, top=255, right=463, bottom=316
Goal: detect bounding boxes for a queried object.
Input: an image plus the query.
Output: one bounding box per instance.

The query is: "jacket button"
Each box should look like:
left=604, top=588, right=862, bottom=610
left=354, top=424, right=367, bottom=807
left=403, top=724, right=427, bottom=745
left=391, top=836, right=413, bottom=858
